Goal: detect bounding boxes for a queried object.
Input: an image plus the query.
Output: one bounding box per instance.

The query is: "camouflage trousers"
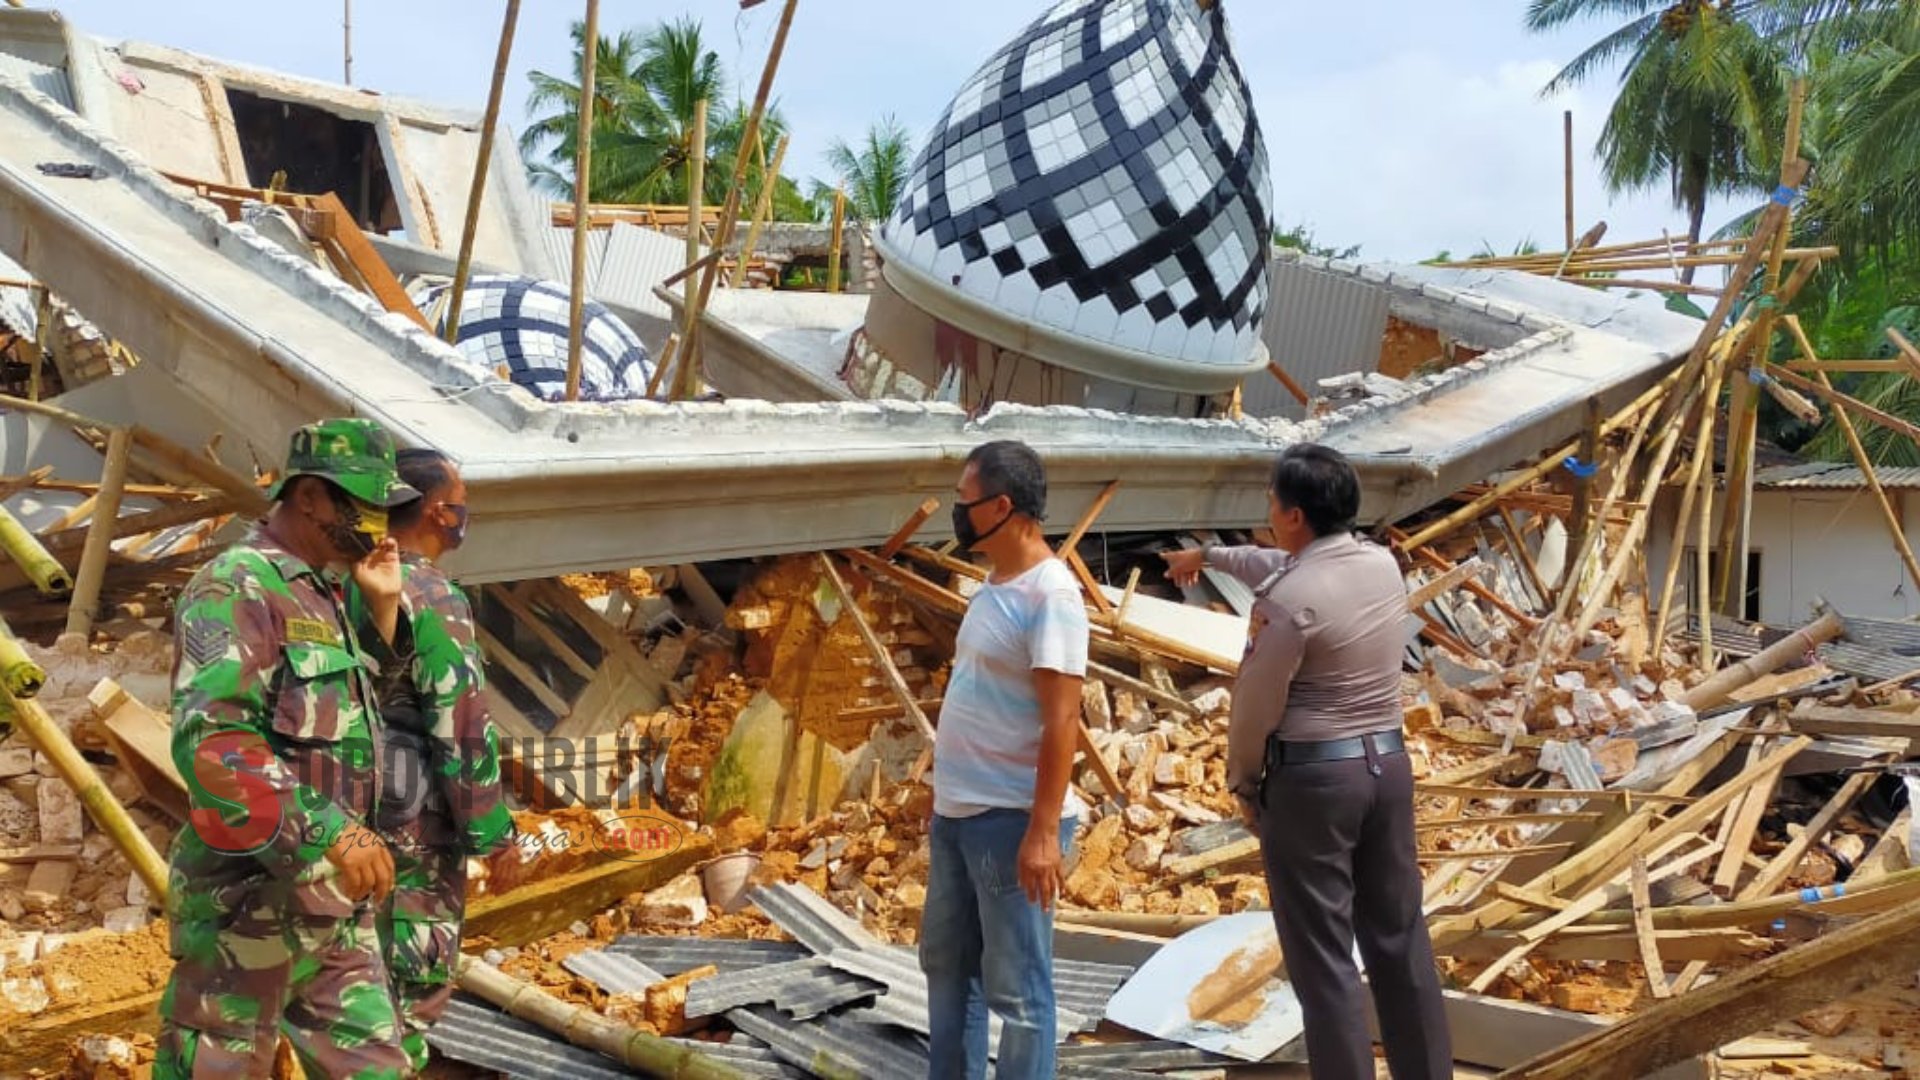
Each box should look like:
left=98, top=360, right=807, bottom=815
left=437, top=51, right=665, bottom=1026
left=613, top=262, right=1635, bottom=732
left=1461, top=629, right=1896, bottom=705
left=377, top=834, right=469, bottom=1073
left=154, top=866, right=412, bottom=1080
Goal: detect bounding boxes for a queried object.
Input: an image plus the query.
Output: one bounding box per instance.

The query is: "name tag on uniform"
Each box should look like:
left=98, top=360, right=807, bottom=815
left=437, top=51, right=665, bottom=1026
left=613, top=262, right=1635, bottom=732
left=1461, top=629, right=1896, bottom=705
left=286, top=618, right=341, bottom=646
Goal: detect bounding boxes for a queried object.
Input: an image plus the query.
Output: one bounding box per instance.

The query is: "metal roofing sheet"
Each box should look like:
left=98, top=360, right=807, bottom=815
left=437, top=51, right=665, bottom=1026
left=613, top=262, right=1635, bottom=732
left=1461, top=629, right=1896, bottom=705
left=1251, top=255, right=1392, bottom=420
left=1056, top=1039, right=1239, bottom=1070
left=1754, top=463, right=1920, bottom=490
left=612, top=936, right=811, bottom=975
left=537, top=220, right=609, bottom=291
left=826, top=946, right=1092, bottom=1040
left=1836, top=612, right=1920, bottom=656
left=730, top=1003, right=931, bottom=1080
left=747, top=883, right=889, bottom=955
left=561, top=948, right=665, bottom=994
left=684, top=956, right=882, bottom=1020
left=597, top=222, right=704, bottom=318
left=426, top=998, right=636, bottom=1080
left=0, top=50, right=71, bottom=110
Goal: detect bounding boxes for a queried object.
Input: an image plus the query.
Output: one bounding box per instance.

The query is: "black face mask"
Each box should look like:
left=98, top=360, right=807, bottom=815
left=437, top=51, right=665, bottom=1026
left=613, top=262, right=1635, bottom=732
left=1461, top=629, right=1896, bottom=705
left=952, top=495, right=1013, bottom=551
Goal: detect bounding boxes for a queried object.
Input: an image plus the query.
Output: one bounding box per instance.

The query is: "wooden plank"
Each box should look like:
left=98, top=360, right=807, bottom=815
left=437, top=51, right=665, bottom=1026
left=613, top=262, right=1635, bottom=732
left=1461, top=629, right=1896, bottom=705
left=311, top=191, right=430, bottom=329
left=1419, top=812, right=1602, bottom=833
left=1630, top=857, right=1672, bottom=999
left=1787, top=701, right=1920, bottom=740
left=1420, top=843, right=1576, bottom=862
left=1163, top=836, right=1261, bottom=883
left=1406, top=556, right=1491, bottom=610
left=478, top=625, right=573, bottom=719
left=1494, top=890, right=1920, bottom=1080
left=89, top=679, right=189, bottom=824
left=1056, top=479, right=1120, bottom=558
left=487, top=583, right=596, bottom=681
left=1065, top=548, right=1116, bottom=616
left=530, top=578, right=664, bottom=712
left=1415, top=783, right=1691, bottom=804
left=1737, top=767, right=1879, bottom=901
left=1447, top=926, right=1769, bottom=966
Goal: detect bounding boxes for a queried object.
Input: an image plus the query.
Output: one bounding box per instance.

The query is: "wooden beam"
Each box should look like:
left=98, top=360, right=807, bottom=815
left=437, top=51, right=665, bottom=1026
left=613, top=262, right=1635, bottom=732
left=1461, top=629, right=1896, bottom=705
left=1629, top=857, right=1672, bottom=999
left=1738, top=767, right=1879, bottom=901
left=1494, top=890, right=1920, bottom=1080
left=477, top=625, right=573, bottom=719
left=1056, top=480, right=1121, bottom=559
left=1406, top=556, right=1490, bottom=610
left=486, top=583, right=597, bottom=682
left=878, top=498, right=941, bottom=560
left=310, top=192, right=430, bottom=330
left=1266, top=359, right=1310, bottom=406
left=815, top=554, right=935, bottom=747
left=1787, top=701, right=1920, bottom=740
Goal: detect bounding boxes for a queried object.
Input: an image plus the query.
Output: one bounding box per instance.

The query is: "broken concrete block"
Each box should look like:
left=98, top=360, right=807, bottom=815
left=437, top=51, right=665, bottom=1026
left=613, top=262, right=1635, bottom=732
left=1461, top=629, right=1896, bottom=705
left=0, top=749, right=33, bottom=781
left=1189, top=687, right=1232, bottom=715
left=1151, top=792, right=1222, bottom=826
left=643, top=964, right=717, bottom=1036
left=1, top=975, right=48, bottom=1015
left=1081, top=679, right=1112, bottom=730
left=637, top=874, right=708, bottom=928
left=1124, top=835, right=1166, bottom=873
left=0, top=890, right=23, bottom=923
left=1153, top=754, right=1198, bottom=788
left=38, top=781, right=83, bottom=847
left=1113, top=690, right=1155, bottom=733
left=100, top=906, right=149, bottom=935
left=74, top=1034, right=136, bottom=1069
left=1797, top=1005, right=1856, bottom=1038
left=1122, top=803, right=1165, bottom=833
left=0, top=932, right=40, bottom=973
left=21, top=861, right=74, bottom=913
left=1570, top=688, right=1611, bottom=727
left=1589, top=738, right=1639, bottom=784
left=31, top=755, right=57, bottom=779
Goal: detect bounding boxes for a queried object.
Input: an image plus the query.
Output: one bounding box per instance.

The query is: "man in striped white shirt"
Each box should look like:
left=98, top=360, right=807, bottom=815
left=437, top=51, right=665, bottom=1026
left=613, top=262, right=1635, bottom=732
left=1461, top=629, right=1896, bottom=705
left=919, top=440, right=1089, bottom=1080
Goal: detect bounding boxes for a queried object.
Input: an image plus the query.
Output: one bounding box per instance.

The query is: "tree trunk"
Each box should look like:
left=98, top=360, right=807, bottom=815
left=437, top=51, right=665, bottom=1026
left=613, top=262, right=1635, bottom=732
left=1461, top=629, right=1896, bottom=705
left=1681, top=196, right=1707, bottom=285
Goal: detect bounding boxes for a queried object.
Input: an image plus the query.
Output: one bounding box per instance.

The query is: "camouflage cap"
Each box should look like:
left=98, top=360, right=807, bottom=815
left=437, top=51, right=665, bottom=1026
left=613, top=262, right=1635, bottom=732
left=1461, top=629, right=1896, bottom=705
left=268, top=418, right=421, bottom=507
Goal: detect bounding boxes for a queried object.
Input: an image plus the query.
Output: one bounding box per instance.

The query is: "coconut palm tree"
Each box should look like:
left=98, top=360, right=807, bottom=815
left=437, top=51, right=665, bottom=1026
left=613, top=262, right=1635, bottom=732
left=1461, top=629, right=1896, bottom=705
left=811, top=116, right=915, bottom=224
left=1526, top=1, right=1789, bottom=281
left=521, top=17, right=791, bottom=208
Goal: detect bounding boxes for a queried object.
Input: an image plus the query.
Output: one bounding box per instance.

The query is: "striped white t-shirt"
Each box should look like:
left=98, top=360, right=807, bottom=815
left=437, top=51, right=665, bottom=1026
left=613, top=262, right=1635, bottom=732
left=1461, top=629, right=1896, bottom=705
left=933, top=557, right=1090, bottom=819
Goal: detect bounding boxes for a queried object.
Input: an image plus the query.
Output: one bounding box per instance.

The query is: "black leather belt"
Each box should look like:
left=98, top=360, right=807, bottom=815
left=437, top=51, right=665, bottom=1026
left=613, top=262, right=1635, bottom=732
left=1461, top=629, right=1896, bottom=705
left=1269, top=728, right=1405, bottom=765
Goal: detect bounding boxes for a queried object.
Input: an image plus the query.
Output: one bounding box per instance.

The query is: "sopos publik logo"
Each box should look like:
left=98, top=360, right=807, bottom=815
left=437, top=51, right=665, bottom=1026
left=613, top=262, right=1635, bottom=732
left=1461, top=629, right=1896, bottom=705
left=591, top=808, right=688, bottom=863
left=187, top=730, right=285, bottom=855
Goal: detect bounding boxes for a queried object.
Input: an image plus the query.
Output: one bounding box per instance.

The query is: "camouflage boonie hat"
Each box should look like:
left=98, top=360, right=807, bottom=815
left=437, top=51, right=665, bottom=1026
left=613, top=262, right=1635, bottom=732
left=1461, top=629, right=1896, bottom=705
left=268, top=418, right=421, bottom=507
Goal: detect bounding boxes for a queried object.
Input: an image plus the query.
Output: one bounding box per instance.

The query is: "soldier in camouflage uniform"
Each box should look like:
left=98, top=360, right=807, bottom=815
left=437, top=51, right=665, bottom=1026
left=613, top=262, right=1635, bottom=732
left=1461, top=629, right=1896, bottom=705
left=350, top=449, right=514, bottom=1071
left=156, top=418, right=423, bottom=1080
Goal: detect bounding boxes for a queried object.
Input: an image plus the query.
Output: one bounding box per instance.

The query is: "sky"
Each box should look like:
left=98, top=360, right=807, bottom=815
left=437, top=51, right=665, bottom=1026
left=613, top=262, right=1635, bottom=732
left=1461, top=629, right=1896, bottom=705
left=50, top=0, right=1737, bottom=264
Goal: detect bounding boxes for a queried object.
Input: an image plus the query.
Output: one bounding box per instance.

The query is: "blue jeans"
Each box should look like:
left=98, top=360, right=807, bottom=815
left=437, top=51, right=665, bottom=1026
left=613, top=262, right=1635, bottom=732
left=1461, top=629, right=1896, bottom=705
left=918, top=809, right=1074, bottom=1080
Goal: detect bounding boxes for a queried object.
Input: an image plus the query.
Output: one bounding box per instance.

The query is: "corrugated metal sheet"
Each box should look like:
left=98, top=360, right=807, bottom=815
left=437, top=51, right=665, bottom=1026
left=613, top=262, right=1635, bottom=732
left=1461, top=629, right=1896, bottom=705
left=748, top=883, right=889, bottom=955
left=538, top=222, right=609, bottom=291
left=684, top=956, right=881, bottom=1020
left=730, top=1003, right=931, bottom=1080
left=0, top=51, right=72, bottom=111
left=1835, top=612, right=1920, bottom=656
left=1249, top=254, right=1391, bottom=420
left=826, top=947, right=1092, bottom=1040
left=426, top=998, right=637, bottom=1080
left=1054, top=1067, right=1165, bottom=1080
left=1056, top=1039, right=1237, bottom=1070
left=1755, top=462, right=1920, bottom=490
left=597, top=222, right=705, bottom=318
left=561, top=948, right=664, bottom=993
left=613, top=936, right=810, bottom=974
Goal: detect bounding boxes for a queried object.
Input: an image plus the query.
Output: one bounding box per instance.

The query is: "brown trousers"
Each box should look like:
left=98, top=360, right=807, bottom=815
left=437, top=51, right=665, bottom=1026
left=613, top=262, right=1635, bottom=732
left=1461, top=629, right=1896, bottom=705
left=1258, top=743, right=1451, bottom=1080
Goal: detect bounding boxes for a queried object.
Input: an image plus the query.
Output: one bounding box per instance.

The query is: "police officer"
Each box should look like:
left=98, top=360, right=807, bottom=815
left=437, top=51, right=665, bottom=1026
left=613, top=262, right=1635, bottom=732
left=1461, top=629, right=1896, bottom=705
left=352, top=448, right=514, bottom=1070
left=157, top=418, right=421, bottom=1079
left=1163, top=444, right=1451, bottom=1080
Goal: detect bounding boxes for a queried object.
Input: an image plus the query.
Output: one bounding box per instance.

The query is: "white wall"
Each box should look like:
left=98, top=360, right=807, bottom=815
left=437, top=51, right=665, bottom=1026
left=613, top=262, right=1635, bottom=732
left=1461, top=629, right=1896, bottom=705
left=1647, top=487, right=1920, bottom=627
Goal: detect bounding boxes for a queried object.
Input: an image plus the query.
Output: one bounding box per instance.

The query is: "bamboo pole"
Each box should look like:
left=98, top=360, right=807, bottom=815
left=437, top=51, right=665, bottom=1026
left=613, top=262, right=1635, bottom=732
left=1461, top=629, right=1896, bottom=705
left=562, top=0, right=601, bottom=403
left=65, top=427, right=132, bottom=637
left=677, top=0, right=799, bottom=392
left=0, top=503, right=71, bottom=596
left=1786, top=317, right=1920, bottom=591
left=643, top=331, right=679, bottom=398
left=443, top=0, right=522, bottom=343
left=1888, top=327, right=1920, bottom=382
left=826, top=186, right=846, bottom=294
left=670, top=98, right=711, bottom=401
left=732, top=133, right=791, bottom=288
left=456, top=956, right=746, bottom=1079
left=1694, top=442, right=1715, bottom=670
left=0, top=617, right=46, bottom=698
left=0, top=617, right=168, bottom=898
left=1681, top=609, right=1844, bottom=712
left=1396, top=371, right=1678, bottom=554
left=1651, top=359, right=1727, bottom=658
left=1769, top=363, right=1920, bottom=445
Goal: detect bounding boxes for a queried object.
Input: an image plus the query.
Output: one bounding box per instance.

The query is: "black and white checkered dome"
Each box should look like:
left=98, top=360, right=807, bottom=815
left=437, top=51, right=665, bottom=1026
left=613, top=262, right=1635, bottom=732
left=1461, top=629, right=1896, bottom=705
left=410, top=274, right=654, bottom=404
left=875, top=0, right=1271, bottom=391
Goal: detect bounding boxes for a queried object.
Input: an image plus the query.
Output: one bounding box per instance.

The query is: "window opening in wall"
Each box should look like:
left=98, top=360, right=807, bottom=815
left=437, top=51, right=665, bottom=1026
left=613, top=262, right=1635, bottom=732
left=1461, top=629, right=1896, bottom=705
left=225, top=89, right=401, bottom=234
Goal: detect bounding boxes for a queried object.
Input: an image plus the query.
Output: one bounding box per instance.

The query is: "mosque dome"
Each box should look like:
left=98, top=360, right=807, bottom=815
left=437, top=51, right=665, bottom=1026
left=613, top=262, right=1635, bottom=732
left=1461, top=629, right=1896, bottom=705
left=874, top=0, right=1272, bottom=395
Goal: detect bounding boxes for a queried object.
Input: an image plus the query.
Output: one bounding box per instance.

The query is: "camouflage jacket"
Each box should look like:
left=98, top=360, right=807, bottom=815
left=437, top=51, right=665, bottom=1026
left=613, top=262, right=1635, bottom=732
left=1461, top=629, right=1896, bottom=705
left=351, top=553, right=513, bottom=857
left=169, top=525, right=382, bottom=916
